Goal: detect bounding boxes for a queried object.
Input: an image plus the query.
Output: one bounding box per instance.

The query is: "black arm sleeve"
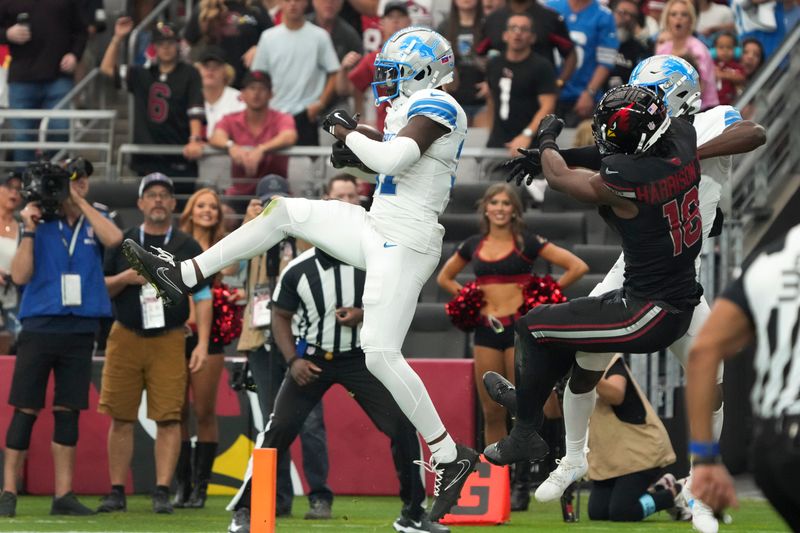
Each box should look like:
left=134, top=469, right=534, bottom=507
left=560, top=145, right=603, bottom=171
left=721, top=275, right=753, bottom=325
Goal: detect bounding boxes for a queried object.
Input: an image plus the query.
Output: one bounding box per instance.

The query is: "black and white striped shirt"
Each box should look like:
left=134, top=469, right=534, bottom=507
left=723, top=224, right=800, bottom=419
left=272, top=248, right=365, bottom=353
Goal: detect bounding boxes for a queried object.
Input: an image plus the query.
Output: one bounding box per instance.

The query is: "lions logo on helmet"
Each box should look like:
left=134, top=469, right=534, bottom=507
left=629, top=55, right=701, bottom=118
left=372, top=27, right=455, bottom=105
left=592, top=85, right=670, bottom=155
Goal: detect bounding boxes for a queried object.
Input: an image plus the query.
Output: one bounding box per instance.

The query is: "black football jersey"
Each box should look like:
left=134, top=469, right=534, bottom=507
left=600, top=118, right=703, bottom=305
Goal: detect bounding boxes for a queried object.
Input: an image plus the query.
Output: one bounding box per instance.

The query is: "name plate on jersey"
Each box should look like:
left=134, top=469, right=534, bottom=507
left=251, top=285, right=271, bottom=329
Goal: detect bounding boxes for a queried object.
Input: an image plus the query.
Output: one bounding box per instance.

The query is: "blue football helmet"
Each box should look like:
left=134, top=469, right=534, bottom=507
left=372, top=27, right=455, bottom=105
left=629, top=55, right=701, bottom=117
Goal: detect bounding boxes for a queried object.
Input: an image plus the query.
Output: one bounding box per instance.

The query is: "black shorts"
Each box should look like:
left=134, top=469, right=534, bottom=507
left=185, top=332, right=225, bottom=358
left=8, top=331, right=95, bottom=410
left=474, top=324, right=515, bottom=350
left=516, top=289, right=694, bottom=355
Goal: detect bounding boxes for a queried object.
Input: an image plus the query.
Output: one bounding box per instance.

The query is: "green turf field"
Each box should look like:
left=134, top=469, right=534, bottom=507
left=0, top=496, right=788, bottom=532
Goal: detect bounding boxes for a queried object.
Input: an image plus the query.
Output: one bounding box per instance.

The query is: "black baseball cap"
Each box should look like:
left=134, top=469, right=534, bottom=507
left=151, top=22, right=179, bottom=43
left=256, top=174, right=290, bottom=202
left=139, top=173, right=175, bottom=197
left=2, top=171, right=22, bottom=187
left=383, top=1, right=410, bottom=16
left=242, top=70, right=272, bottom=89
left=199, top=46, right=227, bottom=64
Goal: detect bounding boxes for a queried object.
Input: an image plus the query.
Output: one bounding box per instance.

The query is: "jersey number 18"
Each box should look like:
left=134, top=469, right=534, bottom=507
left=662, top=185, right=702, bottom=256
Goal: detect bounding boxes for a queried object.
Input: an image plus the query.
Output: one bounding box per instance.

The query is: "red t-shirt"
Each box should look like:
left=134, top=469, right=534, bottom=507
left=348, top=50, right=389, bottom=131
left=216, top=108, right=296, bottom=195
left=715, top=59, right=745, bottom=106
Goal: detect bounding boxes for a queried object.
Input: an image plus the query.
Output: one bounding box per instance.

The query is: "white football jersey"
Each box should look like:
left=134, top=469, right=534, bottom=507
left=368, top=89, right=468, bottom=255
left=693, top=105, right=742, bottom=239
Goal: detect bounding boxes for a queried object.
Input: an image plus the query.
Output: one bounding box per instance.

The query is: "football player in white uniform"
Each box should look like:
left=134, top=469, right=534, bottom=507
left=122, top=27, right=478, bottom=530
left=490, top=55, right=766, bottom=533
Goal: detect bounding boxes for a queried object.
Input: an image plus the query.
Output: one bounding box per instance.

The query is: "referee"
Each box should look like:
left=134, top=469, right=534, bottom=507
left=226, top=175, right=446, bottom=533
left=686, top=223, right=800, bottom=531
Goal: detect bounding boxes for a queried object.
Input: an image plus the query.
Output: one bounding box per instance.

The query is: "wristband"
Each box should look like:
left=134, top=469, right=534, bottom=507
left=688, top=440, right=720, bottom=458
left=539, top=139, right=559, bottom=152
left=22, top=231, right=35, bottom=239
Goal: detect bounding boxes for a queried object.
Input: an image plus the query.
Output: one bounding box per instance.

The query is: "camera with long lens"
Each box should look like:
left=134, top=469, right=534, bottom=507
left=21, top=161, right=72, bottom=222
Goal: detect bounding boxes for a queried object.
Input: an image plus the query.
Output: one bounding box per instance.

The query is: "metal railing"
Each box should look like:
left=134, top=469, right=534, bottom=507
left=727, top=24, right=800, bottom=263
left=0, top=109, right=117, bottom=173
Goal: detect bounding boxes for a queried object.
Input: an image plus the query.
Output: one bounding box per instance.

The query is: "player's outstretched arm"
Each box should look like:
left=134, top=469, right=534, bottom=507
left=697, top=120, right=766, bottom=160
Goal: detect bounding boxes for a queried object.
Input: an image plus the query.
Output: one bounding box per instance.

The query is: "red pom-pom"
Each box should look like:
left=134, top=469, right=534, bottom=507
left=445, top=281, right=485, bottom=331
left=211, top=283, right=243, bottom=346
left=518, top=274, right=567, bottom=315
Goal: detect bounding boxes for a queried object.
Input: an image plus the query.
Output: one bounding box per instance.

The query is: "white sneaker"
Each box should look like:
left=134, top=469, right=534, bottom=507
left=534, top=456, right=588, bottom=503
left=684, top=478, right=719, bottom=533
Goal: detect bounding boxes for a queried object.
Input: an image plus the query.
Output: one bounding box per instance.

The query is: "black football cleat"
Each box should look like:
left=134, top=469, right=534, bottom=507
left=482, top=371, right=517, bottom=415
left=483, top=429, right=549, bottom=466
left=122, top=239, right=189, bottom=307
left=422, top=444, right=480, bottom=522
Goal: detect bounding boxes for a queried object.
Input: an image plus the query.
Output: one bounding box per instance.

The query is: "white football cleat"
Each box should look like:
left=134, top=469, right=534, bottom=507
left=534, top=457, right=588, bottom=503
left=684, top=478, right=719, bottom=533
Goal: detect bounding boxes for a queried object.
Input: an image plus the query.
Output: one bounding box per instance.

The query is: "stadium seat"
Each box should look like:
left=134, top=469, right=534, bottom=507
left=523, top=211, right=587, bottom=246
left=572, top=244, right=621, bottom=274
left=87, top=181, right=142, bottom=228
left=562, top=274, right=606, bottom=299
left=440, top=213, right=481, bottom=242
left=447, top=182, right=489, bottom=213
left=402, top=303, right=470, bottom=358
left=541, top=186, right=593, bottom=212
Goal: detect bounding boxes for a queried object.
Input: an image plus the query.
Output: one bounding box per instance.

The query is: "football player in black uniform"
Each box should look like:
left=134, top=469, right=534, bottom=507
left=484, top=85, right=704, bottom=467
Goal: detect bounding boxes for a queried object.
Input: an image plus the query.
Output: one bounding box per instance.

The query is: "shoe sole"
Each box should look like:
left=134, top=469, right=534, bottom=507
left=122, top=241, right=176, bottom=307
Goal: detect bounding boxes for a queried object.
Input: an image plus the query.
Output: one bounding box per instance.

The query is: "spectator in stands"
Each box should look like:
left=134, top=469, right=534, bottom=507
left=251, top=0, right=340, bottom=145
left=437, top=0, right=488, bottom=124
left=482, top=0, right=577, bottom=82
left=0, top=174, right=22, bottom=343
left=0, top=161, right=122, bottom=518
left=184, top=0, right=273, bottom=88
left=712, top=31, right=746, bottom=106
left=196, top=46, right=246, bottom=192
left=547, top=0, right=618, bottom=126
left=173, top=188, right=233, bottom=509
left=655, top=0, right=719, bottom=109
left=606, top=0, right=653, bottom=91
left=731, top=0, right=786, bottom=59
left=309, top=0, right=363, bottom=61
left=695, top=0, right=735, bottom=46
left=436, top=183, right=587, bottom=511
left=235, top=174, right=331, bottom=518
left=337, top=1, right=411, bottom=130
left=739, top=37, right=764, bottom=119
left=97, top=173, right=211, bottom=515
left=485, top=14, right=558, bottom=156
left=0, top=0, right=88, bottom=164
left=208, top=70, right=298, bottom=196
left=587, top=355, right=683, bottom=522
left=101, top=18, right=206, bottom=196
left=227, top=173, right=441, bottom=532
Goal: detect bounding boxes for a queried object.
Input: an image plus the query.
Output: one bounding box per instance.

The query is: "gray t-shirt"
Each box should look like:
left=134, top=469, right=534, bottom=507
left=251, top=22, right=341, bottom=115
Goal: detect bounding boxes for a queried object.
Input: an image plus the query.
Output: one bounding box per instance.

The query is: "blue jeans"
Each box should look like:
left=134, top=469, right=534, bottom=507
left=247, top=345, right=332, bottom=511
left=8, top=77, right=74, bottom=164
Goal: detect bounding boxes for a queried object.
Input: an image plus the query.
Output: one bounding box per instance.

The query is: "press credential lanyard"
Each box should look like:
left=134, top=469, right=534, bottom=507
left=59, top=216, right=85, bottom=306
left=139, top=226, right=172, bottom=329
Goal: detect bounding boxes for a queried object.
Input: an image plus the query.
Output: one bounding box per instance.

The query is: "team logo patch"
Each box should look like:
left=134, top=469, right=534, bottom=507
left=399, top=35, right=438, bottom=60
left=647, top=103, right=658, bottom=114
left=647, top=121, right=656, bottom=131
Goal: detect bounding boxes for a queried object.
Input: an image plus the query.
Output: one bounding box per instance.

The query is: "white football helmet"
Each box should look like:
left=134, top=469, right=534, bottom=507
left=372, top=26, right=455, bottom=105
left=629, top=55, right=701, bottom=117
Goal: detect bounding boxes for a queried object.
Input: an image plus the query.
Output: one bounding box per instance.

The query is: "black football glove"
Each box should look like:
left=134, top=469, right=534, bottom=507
left=322, top=109, right=359, bottom=137
left=502, top=148, right=542, bottom=186
left=330, top=141, right=375, bottom=174
left=537, top=114, right=565, bottom=152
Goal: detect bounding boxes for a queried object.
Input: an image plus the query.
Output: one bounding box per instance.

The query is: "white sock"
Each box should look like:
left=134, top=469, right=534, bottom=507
left=428, top=434, right=457, bottom=464
left=180, top=261, right=197, bottom=288
left=711, top=403, right=724, bottom=442
left=563, top=385, right=595, bottom=463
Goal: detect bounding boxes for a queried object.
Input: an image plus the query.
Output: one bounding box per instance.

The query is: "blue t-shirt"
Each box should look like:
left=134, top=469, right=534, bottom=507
left=546, top=0, right=619, bottom=102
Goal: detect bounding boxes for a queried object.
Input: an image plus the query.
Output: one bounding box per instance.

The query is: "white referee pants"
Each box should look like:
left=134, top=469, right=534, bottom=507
left=194, top=197, right=447, bottom=440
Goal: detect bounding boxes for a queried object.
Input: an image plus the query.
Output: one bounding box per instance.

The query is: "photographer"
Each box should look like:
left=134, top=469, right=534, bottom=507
left=0, top=161, right=122, bottom=517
